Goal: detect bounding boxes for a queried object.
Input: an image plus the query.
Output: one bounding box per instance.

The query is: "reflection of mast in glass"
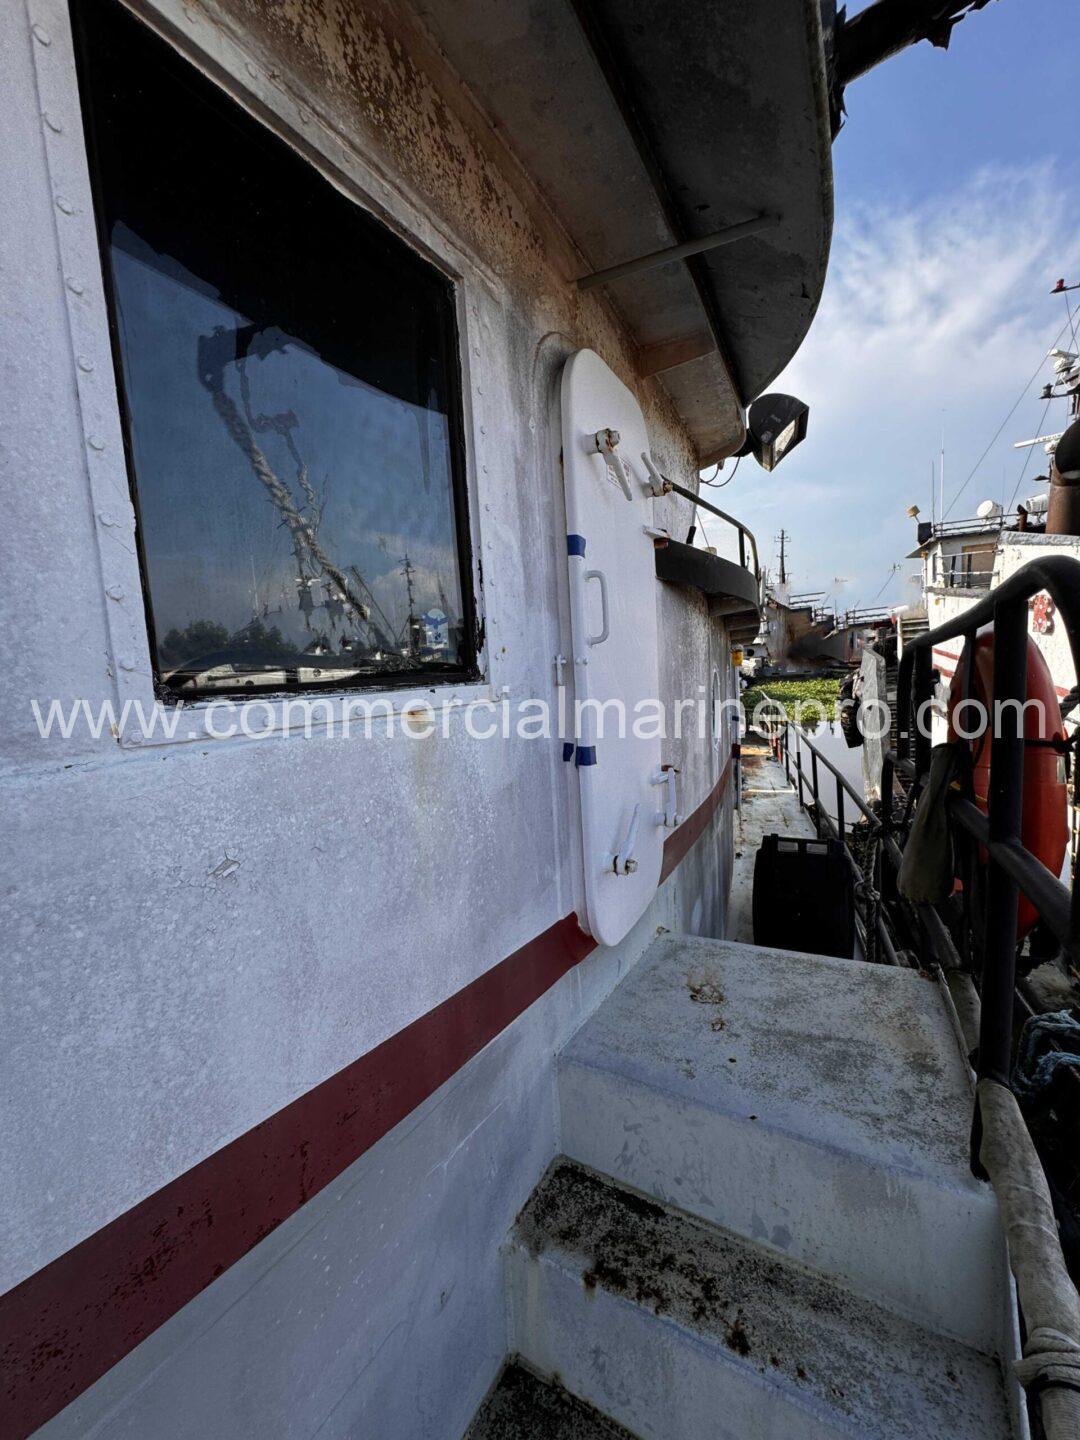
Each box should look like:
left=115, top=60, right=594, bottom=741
left=400, top=553, right=423, bottom=658
left=198, top=323, right=372, bottom=638
left=347, top=566, right=395, bottom=656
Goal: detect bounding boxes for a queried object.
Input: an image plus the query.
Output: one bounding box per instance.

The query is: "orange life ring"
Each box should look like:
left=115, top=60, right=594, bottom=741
left=946, top=630, right=1068, bottom=937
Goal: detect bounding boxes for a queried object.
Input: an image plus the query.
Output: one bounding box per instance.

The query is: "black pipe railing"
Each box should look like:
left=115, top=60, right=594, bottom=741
left=894, top=554, right=1080, bottom=1093
left=664, top=477, right=761, bottom=598
left=890, top=555, right=1080, bottom=1436
left=755, top=703, right=898, bottom=965
left=754, top=566, right=1080, bottom=1433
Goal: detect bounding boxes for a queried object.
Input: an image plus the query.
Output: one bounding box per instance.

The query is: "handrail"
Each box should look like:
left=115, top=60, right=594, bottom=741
left=895, top=553, right=1080, bottom=1055
left=753, top=694, right=895, bottom=963
left=930, top=557, right=995, bottom=590
left=894, top=553, right=1080, bottom=1438
left=836, top=605, right=894, bottom=626
left=664, top=477, right=760, bottom=591
left=897, top=552, right=1080, bottom=652
left=754, top=628, right=1080, bottom=1437
left=921, top=516, right=1006, bottom=540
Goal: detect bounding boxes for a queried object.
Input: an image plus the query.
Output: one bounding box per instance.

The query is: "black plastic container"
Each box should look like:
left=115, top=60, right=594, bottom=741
left=752, top=833, right=855, bottom=959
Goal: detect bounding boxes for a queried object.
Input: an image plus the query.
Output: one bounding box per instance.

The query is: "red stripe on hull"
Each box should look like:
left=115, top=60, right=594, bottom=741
left=1, top=918, right=595, bottom=1435
left=660, top=756, right=731, bottom=883
left=3, top=768, right=730, bottom=1435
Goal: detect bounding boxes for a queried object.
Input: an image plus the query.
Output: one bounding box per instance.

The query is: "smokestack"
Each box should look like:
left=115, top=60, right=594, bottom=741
left=1046, top=418, right=1080, bottom=537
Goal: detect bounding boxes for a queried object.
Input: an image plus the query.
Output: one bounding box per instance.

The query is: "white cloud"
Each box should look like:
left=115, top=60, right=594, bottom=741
left=723, top=163, right=1080, bottom=608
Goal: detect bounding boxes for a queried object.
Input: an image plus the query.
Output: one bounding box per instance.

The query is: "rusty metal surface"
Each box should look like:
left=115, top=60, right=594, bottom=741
left=206, top=0, right=833, bottom=455
left=205, top=0, right=715, bottom=459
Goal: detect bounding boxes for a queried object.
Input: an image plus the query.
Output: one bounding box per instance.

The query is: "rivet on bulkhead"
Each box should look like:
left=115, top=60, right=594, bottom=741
left=56, top=196, right=74, bottom=215
left=118, top=657, right=137, bottom=672
left=245, top=62, right=257, bottom=79
left=77, top=356, right=93, bottom=372
left=88, top=436, right=106, bottom=452
left=31, top=22, right=50, bottom=45
left=105, top=585, right=124, bottom=601
left=97, top=509, right=116, bottom=527
left=42, top=111, right=62, bottom=134
left=66, top=277, right=84, bottom=295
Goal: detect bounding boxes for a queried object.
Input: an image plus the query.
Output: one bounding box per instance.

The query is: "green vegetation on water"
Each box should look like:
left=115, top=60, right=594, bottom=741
left=741, top=676, right=842, bottom=731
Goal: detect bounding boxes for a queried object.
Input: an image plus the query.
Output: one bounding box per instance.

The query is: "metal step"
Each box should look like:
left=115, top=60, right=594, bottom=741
left=466, top=1360, right=640, bottom=1440
left=508, top=1159, right=1012, bottom=1440
left=557, top=934, right=1010, bottom=1352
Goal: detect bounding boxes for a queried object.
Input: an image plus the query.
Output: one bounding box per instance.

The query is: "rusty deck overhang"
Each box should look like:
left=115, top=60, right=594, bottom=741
left=413, top=0, right=834, bottom=464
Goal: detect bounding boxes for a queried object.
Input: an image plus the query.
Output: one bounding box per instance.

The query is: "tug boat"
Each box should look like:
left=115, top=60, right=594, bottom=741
left=3, top=3, right=1076, bottom=1439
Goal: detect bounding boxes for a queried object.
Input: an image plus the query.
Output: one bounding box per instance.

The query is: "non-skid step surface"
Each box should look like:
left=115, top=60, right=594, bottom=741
left=510, top=1160, right=1010, bottom=1440
left=465, top=1361, right=639, bottom=1440
left=564, top=933, right=977, bottom=1175
left=558, top=933, right=1005, bottom=1348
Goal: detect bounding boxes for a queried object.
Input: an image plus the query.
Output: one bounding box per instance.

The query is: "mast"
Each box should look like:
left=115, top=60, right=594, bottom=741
left=401, top=553, right=421, bottom=657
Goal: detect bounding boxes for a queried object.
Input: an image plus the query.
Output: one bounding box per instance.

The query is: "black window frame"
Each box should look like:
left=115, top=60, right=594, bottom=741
left=70, top=0, right=480, bottom=703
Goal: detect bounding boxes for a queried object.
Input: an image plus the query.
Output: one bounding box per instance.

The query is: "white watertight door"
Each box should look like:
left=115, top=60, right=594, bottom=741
left=561, top=349, right=664, bottom=946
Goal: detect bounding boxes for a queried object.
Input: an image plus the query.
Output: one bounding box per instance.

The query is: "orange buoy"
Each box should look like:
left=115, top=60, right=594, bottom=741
left=946, top=630, right=1069, bottom=936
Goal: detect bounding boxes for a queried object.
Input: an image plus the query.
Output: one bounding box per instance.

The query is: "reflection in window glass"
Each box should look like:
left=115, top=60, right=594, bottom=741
left=74, top=0, right=475, bottom=696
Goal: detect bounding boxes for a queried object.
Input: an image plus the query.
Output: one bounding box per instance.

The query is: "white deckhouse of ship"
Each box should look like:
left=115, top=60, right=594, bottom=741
left=5, top=4, right=1080, bottom=1440
left=905, top=343, right=1080, bottom=757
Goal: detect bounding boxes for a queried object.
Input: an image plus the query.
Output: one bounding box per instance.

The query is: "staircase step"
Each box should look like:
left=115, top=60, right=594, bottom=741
left=466, top=1360, right=639, bottom=1440
left=509, top=1160, right=1011, bottom=1440
left=558, top=934, right=1007, bottom=1349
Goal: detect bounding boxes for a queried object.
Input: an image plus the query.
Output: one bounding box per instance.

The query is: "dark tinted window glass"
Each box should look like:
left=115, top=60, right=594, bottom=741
left=74, top=0, right=474, bottom=695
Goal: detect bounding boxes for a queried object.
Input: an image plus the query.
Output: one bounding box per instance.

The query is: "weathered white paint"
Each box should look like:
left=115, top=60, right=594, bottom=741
left=2, top=5, right=737, bottom=1427
left=918, top=528, right=1079, bottom=759
left=34, top=863, right=725, bottom=1440
left=996, top=531, right=1080, bottom=698
left=561, top=350, right=664, bottom=944
left=509, top=1158, right=1014, bottom=1440
left=559, top=934, right=1010, bottom=1354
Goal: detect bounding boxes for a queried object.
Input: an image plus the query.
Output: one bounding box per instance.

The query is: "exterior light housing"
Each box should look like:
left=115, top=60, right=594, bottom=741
left=738, top=393, right=809, bottom=471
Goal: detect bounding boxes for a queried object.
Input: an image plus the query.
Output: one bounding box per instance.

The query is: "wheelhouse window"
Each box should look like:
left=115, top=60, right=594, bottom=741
left=73, top=0, right=476, bottom=697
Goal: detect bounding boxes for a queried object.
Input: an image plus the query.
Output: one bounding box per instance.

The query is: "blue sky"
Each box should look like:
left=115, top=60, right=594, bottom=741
left=707, top=0, right=1080, bottom=612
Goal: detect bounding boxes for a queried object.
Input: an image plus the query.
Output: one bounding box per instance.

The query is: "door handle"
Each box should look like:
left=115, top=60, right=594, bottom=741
left=590, top=428, right=634, bottom=500
left=613, top=803, right=641, bottom=875
left=640, top=451, right=667, bottom=498
left=653, top=765, right=681, bottom=828
left=584, top=568, right=610, bottom=646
